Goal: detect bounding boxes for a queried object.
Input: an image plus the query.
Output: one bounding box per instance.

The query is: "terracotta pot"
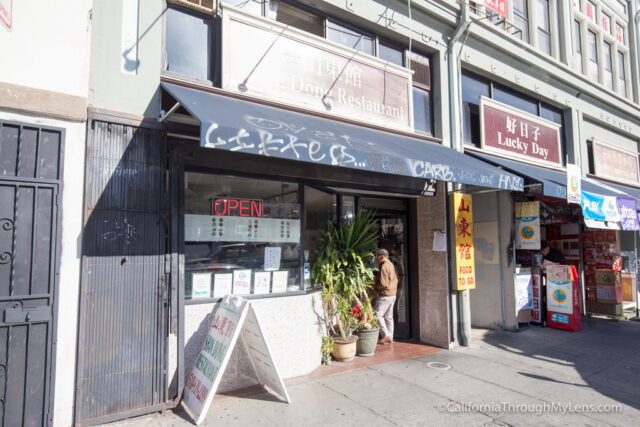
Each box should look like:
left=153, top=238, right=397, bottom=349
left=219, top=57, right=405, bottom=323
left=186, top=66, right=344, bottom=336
left=353, top=327, right=380, bottom=357
left=332, top=336, right=358, bottom=362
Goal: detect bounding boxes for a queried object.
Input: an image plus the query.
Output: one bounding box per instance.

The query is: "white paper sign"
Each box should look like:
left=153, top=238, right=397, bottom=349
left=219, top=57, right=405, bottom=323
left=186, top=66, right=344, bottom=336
left=432, top=231, right=447, bottom=252
left=264, top=246, right=282, bottom=271
left=213, top=273, right=233, bottom=298
left=182, top=296, right=290, bottom=425
left=192, top=273, right=212, bottom=299
left=515, top=273, right=533, bottom=311
left=272, top=271, right=288, bottom=293
left=566, top=163, right=582, bottom=204
left=253, top=271, right=271, bottom=294
left=233, top=270, right=252, bottom=295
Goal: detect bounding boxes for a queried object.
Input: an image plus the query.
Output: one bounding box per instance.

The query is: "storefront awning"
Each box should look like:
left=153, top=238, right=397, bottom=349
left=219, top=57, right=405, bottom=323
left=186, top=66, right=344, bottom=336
left=583, top=177, right=640, bottom=202
left=161, top=82, right=524, bottom=192
left=468, top=152, right=565, bottom=198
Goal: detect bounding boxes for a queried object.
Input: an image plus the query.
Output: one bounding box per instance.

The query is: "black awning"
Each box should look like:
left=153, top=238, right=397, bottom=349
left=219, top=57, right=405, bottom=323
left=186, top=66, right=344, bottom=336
left=468, top=152, right=566, bottom=198
left=162, top=83, right=523, bottom=192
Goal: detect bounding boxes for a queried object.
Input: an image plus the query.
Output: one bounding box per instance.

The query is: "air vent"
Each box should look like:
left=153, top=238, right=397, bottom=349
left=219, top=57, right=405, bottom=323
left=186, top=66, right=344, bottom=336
left=406, top=51, right=431, bottom=90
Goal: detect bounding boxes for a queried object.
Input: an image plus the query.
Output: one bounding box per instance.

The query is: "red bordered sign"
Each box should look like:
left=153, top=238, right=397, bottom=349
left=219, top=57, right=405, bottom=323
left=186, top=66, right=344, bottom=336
left=0, top=0, right=12, bottom=30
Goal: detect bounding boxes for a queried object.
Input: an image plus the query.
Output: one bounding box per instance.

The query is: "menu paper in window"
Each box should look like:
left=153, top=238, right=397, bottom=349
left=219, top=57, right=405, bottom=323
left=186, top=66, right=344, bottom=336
left=454, top=192, right=475, bottom=290
left=272, top=271, right=288, bottom=293
left=232, top=270, right=252, bottom=295
left=213, top=273, right=233, bottom=298
left=192, top=273, right=212, bottom=299
left=264, top=246, right=282, bottom=271
left=253, top=271, right=271, bottom=294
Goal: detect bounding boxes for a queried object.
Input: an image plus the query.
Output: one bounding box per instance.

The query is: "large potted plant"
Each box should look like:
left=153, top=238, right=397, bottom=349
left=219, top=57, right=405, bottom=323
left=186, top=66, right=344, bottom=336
left=313, top=211, right=380, bottom=361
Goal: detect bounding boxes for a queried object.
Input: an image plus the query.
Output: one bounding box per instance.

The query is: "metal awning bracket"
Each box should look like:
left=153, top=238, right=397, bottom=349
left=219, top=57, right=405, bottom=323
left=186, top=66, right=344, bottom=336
left=158, top=102, right=181, bottom=123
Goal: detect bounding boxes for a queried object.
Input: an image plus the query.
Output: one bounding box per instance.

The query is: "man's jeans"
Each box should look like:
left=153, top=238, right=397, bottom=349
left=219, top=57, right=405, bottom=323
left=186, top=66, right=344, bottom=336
left=375, top=296, right=396, bottom=339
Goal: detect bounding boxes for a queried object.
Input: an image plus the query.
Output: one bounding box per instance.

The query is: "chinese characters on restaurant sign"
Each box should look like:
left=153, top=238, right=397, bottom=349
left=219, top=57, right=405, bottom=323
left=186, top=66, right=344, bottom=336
left=480, top=97, right=562, bottom=167
left=454, top=193, right=475, bottom=291
left=222, top=9, right=412, bottom=131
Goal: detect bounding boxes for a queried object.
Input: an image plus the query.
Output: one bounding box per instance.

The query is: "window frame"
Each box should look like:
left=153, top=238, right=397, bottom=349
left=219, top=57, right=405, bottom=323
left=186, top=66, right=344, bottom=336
left=571, top=0, right=631, bottom=98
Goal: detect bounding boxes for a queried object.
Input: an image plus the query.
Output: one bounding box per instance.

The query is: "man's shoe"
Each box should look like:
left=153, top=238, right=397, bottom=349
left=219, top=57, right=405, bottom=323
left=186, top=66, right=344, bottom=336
left=377, top=338, right=389, bottom=345
left=379, top=336, right=392, bottom=344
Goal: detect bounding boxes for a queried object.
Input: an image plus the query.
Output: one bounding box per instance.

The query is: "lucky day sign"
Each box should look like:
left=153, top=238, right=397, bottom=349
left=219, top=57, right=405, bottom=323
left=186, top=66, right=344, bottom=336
left=480, top=97, right=562, bottom=167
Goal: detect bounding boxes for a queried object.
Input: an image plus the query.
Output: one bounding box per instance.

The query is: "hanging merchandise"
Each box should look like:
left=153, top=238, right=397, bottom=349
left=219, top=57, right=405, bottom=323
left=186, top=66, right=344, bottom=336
left=515, top=201, right=540, bottom=250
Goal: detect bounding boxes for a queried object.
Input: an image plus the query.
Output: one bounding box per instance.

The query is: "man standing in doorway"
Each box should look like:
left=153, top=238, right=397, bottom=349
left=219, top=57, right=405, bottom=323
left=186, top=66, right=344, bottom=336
left=374, top=249, right=398, bottom=344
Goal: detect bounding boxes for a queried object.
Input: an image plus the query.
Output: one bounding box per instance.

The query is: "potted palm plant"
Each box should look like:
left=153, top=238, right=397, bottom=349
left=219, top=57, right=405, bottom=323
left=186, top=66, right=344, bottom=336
left=313, top=211, right=380, bottom=361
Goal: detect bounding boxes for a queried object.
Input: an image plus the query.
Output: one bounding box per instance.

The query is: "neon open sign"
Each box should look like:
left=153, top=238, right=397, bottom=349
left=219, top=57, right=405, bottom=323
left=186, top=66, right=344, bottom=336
left=212, top=198, right=263, bottom=217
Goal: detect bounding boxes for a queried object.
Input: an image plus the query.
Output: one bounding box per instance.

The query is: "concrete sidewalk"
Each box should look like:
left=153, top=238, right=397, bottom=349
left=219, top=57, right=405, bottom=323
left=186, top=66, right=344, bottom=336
left=105, top=317, right=640, bottom=426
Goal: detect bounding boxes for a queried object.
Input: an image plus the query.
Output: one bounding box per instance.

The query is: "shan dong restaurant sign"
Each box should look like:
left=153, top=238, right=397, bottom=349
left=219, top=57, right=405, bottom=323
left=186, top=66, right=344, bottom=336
left=480, top=97, right=562, bottom=167
left=221, top=7, right=413, bottom=131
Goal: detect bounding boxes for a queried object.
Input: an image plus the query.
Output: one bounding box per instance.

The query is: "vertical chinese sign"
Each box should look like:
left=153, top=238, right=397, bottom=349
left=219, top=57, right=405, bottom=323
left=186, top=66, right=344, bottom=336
left=454, top=192, right=475, bottom=290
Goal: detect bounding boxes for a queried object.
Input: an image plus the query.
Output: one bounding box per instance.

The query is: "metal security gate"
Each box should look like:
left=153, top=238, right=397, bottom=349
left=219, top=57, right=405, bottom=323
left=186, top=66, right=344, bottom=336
left=0, top=121, right=64, bottom=426
left=75, top=121, right=174, bottom=425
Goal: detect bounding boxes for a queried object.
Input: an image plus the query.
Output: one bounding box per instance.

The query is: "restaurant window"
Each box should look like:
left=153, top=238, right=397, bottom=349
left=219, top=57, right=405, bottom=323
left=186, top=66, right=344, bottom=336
left=326, top=20, right=374, bottom=55
left=165, top=5, right=214, bottom=82
left=274, top=1, right=324, bottom=37
left=184, top=172, right=302, bottom=300
left=603, top=42, right=613, bottom=90
left=587, top=30, right=599, bottom=82
left=304, top=187, right=336, bottom=288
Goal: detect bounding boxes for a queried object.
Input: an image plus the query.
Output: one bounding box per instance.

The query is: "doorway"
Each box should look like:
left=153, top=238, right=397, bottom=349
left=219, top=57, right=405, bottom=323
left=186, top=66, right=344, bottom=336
left=347, top=196, right=411, bottom=340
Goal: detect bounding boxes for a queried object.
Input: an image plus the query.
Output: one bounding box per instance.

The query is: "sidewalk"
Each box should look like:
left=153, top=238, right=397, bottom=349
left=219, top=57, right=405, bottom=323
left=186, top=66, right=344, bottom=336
left=105, top=317, right=640, bottom=426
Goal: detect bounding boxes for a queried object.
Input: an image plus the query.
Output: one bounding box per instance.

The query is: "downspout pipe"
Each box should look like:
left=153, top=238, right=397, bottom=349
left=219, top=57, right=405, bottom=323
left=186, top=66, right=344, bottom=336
left=447, top=4, right=472, bottom=347
left=632, top=5, right=640, bottom=104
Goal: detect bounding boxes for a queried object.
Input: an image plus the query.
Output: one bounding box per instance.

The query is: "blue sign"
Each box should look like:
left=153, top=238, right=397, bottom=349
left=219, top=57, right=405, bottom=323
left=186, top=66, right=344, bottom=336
left=581, top=191, right=620, bottom=221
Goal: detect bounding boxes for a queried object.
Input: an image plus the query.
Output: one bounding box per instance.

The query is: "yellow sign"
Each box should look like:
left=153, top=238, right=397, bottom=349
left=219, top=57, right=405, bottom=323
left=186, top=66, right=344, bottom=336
left=454, top=192, right=475, bottom=290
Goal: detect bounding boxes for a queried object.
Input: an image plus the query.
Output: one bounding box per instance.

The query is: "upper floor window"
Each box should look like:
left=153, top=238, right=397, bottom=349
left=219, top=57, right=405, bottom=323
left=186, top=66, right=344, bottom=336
left=572, top=0, right=630, bottom=98
left=165, top=5, right=214, bottom=82
left=274, top=1, right=323, bottom=37
left=326, top=20, right=374, bottom=55
left=573, top=19, right=583, bottom=73
left=513, top=0, right=530, bottom=42
left=471, top=0, right=557, bottom=57
left=536, top=0, right=551, bottom=54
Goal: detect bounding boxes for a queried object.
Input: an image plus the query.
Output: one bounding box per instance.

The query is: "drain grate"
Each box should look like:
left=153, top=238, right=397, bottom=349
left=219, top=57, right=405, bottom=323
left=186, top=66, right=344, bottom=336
left=427, top=361, right=452, bottom=370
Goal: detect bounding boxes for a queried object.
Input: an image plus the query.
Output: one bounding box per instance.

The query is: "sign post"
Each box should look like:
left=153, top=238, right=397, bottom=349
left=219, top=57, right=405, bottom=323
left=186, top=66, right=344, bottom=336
left=182, top=296, right=290, bottom=424
left=454, top=192, right=475, bottom=290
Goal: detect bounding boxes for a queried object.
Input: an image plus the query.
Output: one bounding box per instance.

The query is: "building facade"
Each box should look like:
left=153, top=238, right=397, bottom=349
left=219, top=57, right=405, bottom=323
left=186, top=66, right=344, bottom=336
left=0, top=1, right=91, bottom=425
left=3, top=0, right=640, bottom=425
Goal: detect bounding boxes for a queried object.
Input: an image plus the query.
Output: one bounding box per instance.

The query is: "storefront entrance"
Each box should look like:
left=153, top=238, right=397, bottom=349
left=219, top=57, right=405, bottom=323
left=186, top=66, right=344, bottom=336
left=353, top=197, right=411, bottom=339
